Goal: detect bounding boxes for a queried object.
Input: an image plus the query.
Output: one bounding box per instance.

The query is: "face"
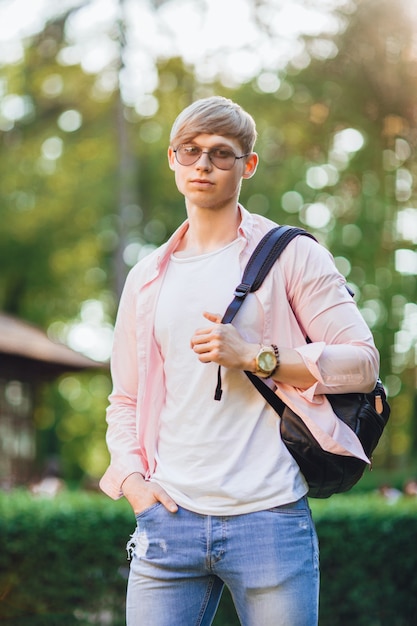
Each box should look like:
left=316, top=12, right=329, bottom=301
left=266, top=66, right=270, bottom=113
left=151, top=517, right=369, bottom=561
left=168, top=134, right=258, bottom=212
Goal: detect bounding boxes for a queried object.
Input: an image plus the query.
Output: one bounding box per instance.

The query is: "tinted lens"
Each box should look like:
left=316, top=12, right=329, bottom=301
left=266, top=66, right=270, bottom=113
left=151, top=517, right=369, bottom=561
left=209, top=148, right=236, bottom=170
left=176, top=146, right=201, bottom=165
left=175, top=146, right=237, bottom=169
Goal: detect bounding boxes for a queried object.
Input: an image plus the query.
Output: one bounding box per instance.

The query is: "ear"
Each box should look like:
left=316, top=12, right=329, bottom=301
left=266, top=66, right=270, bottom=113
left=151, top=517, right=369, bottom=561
left=168, top=146, right=176, bottom=171
left=242, top=152, right=259, bottom=179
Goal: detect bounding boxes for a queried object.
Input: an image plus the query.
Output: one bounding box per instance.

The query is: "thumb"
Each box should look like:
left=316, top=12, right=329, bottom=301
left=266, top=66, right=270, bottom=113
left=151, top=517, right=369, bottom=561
left=157, top=490, right=178, bottom=513
left=203, top=311, right=222, bottom=324
left=162, top=496, right=178, bottom=514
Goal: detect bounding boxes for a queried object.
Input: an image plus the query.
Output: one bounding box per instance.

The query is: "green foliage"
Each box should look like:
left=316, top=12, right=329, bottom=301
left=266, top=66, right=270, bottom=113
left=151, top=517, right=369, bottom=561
left=35, top=370, right=112, bottom=481
left=0, top=490, right=132, bottom=625
left=0, top=22, right=119, bottom=324
left=1, top=491, right=417, bottom=625
left=311, top=495, right=417, bottom=625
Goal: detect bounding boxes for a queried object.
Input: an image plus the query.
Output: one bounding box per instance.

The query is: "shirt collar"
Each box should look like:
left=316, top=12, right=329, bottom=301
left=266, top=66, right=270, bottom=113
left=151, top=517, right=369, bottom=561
left=237, top=204, right=254, bottom=243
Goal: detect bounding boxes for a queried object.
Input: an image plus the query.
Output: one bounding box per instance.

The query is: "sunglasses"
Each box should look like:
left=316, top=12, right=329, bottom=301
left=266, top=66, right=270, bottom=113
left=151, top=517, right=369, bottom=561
left=173, top=144, right=249, bottom=170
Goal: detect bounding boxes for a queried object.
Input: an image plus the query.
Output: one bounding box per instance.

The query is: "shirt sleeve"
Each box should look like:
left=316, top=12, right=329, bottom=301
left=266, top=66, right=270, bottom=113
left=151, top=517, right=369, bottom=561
left=99, top=269, right=146, bottom=499
left=282, top=235, right=380, bottom=397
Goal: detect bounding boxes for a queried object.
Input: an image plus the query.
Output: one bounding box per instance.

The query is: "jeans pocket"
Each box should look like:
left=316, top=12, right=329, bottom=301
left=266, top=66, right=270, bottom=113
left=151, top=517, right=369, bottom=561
left=267, top=496, right=309, bottom=515
left=135, top=502, right=162, bottom=520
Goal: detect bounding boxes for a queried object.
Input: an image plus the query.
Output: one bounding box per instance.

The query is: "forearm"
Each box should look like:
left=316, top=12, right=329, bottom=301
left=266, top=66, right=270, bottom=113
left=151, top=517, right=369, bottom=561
left=296, top=341, right=379, bottom=394
left=100, top=392, right=147, bottom=499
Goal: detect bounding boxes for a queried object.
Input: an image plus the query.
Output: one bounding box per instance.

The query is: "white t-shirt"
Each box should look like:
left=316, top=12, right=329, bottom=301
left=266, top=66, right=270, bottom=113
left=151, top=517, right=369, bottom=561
left=152, top=238, right=307, bottom=515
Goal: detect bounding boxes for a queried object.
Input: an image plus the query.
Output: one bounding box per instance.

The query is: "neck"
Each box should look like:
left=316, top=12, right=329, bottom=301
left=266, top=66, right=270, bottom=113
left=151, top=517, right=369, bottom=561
left=177, top=204, right=241, bottom=255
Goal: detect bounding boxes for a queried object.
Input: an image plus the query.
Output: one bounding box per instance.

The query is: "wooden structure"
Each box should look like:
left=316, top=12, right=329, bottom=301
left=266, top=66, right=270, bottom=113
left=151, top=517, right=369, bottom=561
left=0, top=312, right=106, bottom=488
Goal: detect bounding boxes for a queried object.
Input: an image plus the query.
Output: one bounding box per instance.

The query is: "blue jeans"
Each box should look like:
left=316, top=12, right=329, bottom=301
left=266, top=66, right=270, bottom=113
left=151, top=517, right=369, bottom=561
left=126, top=497, right=319, bottom=626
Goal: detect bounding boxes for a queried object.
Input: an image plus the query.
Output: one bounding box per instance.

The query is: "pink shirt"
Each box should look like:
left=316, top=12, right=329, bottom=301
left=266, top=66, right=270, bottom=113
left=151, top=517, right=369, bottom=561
left=100, top=207, right=379, bottom=500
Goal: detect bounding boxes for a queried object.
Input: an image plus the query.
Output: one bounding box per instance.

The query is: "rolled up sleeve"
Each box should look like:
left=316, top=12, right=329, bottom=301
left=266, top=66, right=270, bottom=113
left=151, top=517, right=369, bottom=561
left=284, top=236, right=380, bottom=399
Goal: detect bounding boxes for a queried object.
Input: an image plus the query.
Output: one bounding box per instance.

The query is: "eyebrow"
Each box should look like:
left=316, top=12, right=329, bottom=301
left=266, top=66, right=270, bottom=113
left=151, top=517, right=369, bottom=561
left=183, top=142, right=235, bottom=150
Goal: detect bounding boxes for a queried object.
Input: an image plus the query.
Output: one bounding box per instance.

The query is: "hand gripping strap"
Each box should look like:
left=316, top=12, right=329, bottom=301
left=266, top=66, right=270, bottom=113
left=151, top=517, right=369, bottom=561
left=214, top=225, right=317, bottom=400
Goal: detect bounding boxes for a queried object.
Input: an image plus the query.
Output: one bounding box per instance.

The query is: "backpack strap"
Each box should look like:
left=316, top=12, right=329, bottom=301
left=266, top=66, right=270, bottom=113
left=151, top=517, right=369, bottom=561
left=221, top=226, right=316, bottom=326
left=214, top=225, right=316, bottom=400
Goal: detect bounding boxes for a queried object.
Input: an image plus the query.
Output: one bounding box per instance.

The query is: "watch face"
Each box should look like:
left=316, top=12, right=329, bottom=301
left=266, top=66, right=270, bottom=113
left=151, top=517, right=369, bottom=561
left=259, top=350, right=276, bottom=372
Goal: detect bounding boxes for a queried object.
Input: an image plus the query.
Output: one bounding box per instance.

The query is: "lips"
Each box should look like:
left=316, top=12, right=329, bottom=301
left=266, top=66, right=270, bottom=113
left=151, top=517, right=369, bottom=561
left=190, top=178, right=214, bottom=186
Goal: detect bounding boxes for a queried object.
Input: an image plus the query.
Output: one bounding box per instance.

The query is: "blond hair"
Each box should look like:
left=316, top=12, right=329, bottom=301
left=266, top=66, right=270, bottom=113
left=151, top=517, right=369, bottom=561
left=170, top=96, right=257, bottom=154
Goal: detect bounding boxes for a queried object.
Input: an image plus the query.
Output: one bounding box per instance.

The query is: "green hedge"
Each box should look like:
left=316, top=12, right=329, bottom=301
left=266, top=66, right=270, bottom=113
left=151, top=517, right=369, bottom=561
left=0, top=491, right=131, bottom=626
left=1, top=490, right=417, bottom=625
left=311, top=495, right=417, bottom=626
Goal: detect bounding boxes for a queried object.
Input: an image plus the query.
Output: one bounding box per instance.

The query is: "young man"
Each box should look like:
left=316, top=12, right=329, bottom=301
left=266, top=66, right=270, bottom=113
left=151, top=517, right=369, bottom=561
left=100, top=96, right=379, bottom=625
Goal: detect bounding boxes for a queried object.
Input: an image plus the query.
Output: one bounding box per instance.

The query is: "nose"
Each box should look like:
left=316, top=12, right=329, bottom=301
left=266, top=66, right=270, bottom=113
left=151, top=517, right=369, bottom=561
left=196, top=151, right=212, bottom=169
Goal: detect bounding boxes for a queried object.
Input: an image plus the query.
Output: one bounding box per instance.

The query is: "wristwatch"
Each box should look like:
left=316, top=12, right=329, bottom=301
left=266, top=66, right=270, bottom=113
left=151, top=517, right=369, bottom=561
left=253, top=344, right=279, bottom=378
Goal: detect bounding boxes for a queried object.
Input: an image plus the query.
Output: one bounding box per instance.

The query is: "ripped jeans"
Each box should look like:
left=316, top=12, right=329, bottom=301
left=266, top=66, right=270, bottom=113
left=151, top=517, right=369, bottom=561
left=125, top=497, right=319, bottom=626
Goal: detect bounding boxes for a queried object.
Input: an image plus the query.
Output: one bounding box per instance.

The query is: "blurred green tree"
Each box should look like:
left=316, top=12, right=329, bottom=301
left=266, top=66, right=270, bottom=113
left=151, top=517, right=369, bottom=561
left=0, top=17, right=119, bottom=324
